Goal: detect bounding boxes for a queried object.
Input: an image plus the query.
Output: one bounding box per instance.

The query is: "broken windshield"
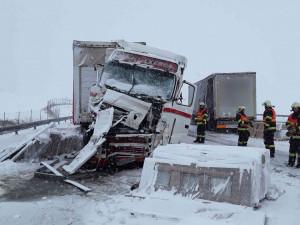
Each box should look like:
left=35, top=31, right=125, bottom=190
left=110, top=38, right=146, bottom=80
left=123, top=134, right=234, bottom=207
left=100, top=61, right=176, bottom=99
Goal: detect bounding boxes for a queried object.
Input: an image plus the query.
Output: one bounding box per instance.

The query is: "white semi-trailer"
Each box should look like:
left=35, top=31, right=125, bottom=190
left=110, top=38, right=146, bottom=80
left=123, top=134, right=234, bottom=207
left=67, top=40, right=196, bottom=174
left=189, top=72, right=256, bottom=130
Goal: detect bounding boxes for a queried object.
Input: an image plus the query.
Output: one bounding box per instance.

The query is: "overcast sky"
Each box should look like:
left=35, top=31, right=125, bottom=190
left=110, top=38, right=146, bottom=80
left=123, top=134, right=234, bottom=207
left=1, top=0, right=299, bottom=114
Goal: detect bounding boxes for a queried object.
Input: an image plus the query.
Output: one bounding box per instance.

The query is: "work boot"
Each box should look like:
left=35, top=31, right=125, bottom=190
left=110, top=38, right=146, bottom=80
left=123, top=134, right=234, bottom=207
left=296, top=163, right=300, bottom=169
left=287, top=156, right=295, bottom=167
left=199, top=138, right=205, bottom=143
left=194, top=138, right=200, bottom=143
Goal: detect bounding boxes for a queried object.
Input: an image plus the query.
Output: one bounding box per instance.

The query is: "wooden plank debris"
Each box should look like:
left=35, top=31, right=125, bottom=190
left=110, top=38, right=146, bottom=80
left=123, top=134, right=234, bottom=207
left=64, top=179, right=91, bottom=192
left=41, top=162, right=64, bottom=177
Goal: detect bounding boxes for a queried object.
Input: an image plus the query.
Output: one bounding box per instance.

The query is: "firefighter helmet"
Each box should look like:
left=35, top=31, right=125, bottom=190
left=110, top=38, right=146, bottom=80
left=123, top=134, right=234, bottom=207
left=199, top=102, right=205, bottom=106
left=291, top=102, right=300, bottom=108
left=262, top=100, right=272, bottom=107
left=238, top=106, right=245, bottom=112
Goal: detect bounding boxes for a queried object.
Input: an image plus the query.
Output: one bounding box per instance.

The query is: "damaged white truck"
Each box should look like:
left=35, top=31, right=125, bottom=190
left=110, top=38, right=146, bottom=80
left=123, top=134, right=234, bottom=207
left=62, top=40, right=196, bottom=175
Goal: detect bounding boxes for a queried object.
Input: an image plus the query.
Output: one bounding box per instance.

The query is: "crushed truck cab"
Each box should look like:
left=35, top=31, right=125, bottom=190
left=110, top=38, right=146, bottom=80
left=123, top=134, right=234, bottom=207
left=70, top=40, right=196, bottom=174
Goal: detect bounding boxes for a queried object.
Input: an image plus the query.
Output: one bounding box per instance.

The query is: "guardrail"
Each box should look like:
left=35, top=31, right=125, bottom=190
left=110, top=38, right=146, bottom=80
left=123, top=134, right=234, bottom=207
left=0, top=116, right=72, bottom=135
left=257, top=114, right=289, bottom=117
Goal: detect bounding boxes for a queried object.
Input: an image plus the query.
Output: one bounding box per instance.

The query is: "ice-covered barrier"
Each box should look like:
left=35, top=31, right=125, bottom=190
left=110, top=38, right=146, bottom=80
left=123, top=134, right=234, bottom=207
left=134, top=144, right=270, bottom=207
left=14, top=124, right=83, bottom=162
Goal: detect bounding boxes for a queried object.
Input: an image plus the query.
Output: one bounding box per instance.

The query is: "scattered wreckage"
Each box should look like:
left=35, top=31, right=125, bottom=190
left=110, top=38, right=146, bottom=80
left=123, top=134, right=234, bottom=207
left=1, top=40, right=197, bottom=191
left=1, top=40, right=272, bottom=207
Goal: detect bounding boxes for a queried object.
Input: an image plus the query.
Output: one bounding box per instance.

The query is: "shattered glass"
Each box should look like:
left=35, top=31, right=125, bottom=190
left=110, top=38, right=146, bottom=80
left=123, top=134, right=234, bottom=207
left=100, top=61, right=175, bottom=99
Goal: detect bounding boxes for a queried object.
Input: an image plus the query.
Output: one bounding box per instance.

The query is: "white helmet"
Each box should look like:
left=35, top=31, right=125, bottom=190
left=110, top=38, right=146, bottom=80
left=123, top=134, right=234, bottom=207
left=199, top=102, right=205, bottom=106
left=262, top=100, right=272, bottom=107
left=238, top=106, right=245, bottom=112
left=291, top=102, right=300, bottom=108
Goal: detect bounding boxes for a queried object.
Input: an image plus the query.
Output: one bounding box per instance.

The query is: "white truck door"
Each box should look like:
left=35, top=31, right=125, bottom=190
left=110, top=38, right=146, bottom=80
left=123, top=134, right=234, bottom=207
left=158, top=81, right=196, bottom=144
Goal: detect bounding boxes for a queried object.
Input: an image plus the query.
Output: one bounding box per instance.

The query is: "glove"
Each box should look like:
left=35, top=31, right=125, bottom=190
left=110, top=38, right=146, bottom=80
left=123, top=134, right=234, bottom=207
left=286, top=132, right=291, bottom=137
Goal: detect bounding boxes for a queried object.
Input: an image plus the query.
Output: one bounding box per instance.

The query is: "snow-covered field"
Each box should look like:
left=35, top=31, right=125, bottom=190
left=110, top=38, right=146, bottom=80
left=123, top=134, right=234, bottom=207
left=0, top=123, right=299, bottom=225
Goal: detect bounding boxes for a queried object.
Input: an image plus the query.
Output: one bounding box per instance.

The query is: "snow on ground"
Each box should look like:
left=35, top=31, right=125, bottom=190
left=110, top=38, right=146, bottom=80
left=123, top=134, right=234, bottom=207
left=0, top=124, right=299, bottom=224
left=0, top=160, right=39, bottom=181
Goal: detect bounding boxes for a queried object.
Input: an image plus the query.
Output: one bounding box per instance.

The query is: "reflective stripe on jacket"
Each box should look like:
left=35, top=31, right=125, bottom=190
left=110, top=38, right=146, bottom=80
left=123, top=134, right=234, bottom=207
left=263, top=108, right=276, bottom=131
left=196, top=108, right=208, bottom=125
left=286, top=113, right=300, bottom=138
left=237, top=113, right=249, bottom=131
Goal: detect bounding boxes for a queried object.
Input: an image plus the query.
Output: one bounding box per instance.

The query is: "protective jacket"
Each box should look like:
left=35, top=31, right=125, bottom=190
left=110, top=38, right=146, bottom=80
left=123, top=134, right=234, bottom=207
left=286, top=112, right=300, bottom=138
left=196, top=108, right=208, bottom=125
left=236, top=112, right=250, bottom=131
left=263, top=108, right=276, bottom=131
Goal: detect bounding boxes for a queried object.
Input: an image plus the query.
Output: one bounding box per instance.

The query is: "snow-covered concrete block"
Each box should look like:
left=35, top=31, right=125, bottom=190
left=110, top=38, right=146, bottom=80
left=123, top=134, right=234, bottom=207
left=134, top=144, right=270, bottom=207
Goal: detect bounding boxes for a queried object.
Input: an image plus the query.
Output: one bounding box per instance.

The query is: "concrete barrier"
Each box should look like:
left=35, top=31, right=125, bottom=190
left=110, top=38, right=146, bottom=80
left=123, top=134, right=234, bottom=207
left=249, top=122, right=288, bottom=141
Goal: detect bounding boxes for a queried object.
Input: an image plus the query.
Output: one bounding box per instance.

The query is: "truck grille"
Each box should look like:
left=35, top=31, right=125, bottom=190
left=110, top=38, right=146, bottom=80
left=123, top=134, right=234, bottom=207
left=108, top=146, right=145, bottom=155
left=109, top=136, right=149, bottom=143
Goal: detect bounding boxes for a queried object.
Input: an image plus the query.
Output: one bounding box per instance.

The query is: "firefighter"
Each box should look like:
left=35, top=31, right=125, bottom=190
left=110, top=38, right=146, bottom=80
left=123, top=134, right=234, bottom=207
left=236, top=106, right=253, bottom=146
left=194, top=102, right=208, bottom=143
left=262, top=100, right=276, bottom=158
left=286, top=102, right=300, bottom=168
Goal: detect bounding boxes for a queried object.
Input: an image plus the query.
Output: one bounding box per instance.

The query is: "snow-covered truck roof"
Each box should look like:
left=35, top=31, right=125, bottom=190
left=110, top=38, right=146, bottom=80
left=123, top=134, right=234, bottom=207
left=73, top=40, right=187, bottom=67
left=116, top=40, right=187, bottom=67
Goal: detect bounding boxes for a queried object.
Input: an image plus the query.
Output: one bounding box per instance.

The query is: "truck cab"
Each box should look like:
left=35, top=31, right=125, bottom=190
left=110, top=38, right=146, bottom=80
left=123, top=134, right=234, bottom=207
left=73, top=40, right=196, bottom=169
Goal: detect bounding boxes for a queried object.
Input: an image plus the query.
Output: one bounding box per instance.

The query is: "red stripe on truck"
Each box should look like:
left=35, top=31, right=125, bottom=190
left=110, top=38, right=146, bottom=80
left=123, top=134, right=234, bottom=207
left=163, top=108, right=192, bottom=118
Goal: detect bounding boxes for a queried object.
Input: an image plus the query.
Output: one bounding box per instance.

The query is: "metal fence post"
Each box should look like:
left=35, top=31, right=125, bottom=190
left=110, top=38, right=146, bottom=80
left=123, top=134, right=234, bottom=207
left=18, top=111, right=20, bottom=124
left=40, top=110, right=42, bottom=121
left=30, top=110, right=32, bottom=122
left=4, top=112, right=5, bottom=121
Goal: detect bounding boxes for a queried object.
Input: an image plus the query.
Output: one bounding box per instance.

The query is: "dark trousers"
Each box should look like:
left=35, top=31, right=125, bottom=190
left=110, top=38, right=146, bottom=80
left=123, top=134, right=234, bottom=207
left=264, top=130, right=275, bottom=156
left=238, top=130, right=249, bottom=146
left=288, top=138, right=300, bottom=166
left=197, top=124, right=206, bottom=143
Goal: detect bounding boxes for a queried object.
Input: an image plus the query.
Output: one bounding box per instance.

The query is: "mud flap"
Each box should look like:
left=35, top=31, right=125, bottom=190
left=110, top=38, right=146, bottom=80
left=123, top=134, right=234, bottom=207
left=63, top=108, right=114, bottom=174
